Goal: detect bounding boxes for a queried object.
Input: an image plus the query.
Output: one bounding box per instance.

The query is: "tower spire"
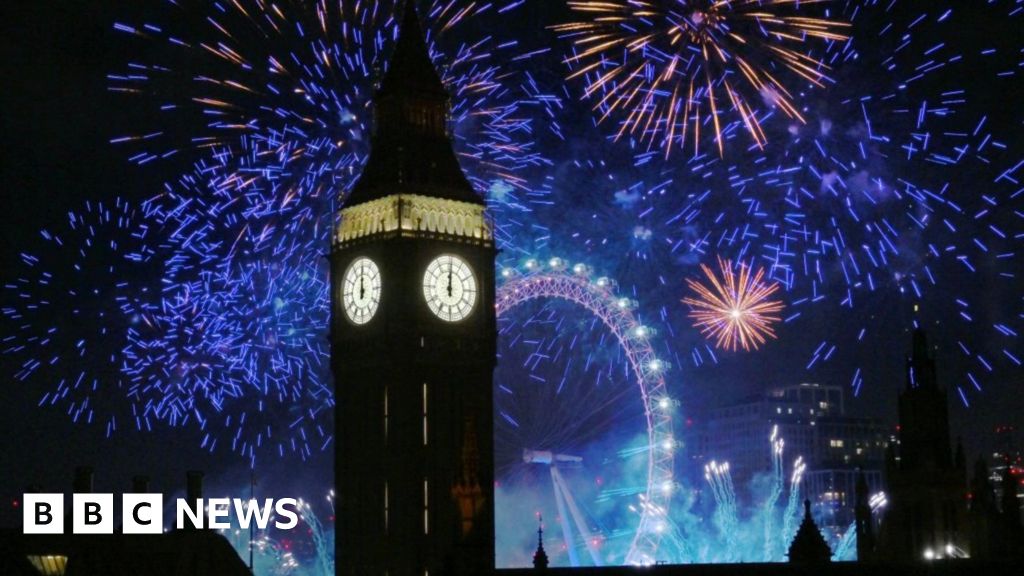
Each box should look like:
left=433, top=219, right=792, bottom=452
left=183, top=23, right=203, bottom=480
left=377, top=1, right=447, bottom=98
left=533, top=516, right=549, bottom=570
left=345, top=0, right=480, bottom=208
left=907, top=327, right=937, bottom=390
left=332, top=7, right=497, bottom=571
left=787, top=500, right=832, bottom=564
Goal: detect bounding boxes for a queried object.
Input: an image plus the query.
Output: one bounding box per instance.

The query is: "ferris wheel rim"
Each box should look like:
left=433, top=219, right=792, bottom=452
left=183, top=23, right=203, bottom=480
left=496, top=264, right=674, bottom=565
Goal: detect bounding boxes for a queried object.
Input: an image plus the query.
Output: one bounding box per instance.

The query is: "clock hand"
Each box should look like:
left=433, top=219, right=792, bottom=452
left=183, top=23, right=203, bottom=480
left=447, top=267, right=453, bottom=297
left=359, top=276, right=365, bottom=300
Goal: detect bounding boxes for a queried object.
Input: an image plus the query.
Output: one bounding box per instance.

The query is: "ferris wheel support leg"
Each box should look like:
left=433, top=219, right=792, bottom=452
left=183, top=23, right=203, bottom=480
left=551, top=466, right=580, bottom=567
left=552, top=466, right=604, bottom=567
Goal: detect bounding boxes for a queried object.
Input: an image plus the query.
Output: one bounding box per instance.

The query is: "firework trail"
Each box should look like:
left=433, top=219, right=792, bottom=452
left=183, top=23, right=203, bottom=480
left=2, top=0, right=1022, bottom=567
left=704, top=460, right=739, bottom=560
left=683, top=256, right=785, bottom=351
left=109, top=0, right=556, bottom=252
left=1, top=199, right=163, bottom=437
left=108, top=0, right=399, bottom=159
left=103, top=146, right=334, bottom=463
left=780, top=456, right=806, bottom=547
left=297, top=498, right=334, bottom=576
left=553, top=0, right=850, bottom=157
left=563, top=0, right=1024, bottom=401
left=833, top=491, right=886, bottom=561
left=762, top=426, right=785, bottom=560
left=218, top=489, right=336, bottom=575
left=731, top=0, right=1024, bottom=402
left=0, top=0, right=555, bottom=463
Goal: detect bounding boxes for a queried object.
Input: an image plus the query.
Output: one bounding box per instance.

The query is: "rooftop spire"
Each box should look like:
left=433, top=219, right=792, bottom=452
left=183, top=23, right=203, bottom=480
left=906, top=327, right=937, bottom=390
left=787, top=500, right=832, bottom=564
left=533, top=516, right=549, bottom=570
left=912, top=327, right=929, bottom=364
left=377, top=1, right=447, bottom=97
left=855, top=469, right=869, bottom=508
left=854, top=469, right=875, bottom=561
left=344, top=0, right=481, bottom=208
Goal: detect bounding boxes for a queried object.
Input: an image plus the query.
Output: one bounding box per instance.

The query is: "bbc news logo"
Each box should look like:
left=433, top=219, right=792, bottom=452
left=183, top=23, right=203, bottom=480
left=23, top=494, right=299, bottom=534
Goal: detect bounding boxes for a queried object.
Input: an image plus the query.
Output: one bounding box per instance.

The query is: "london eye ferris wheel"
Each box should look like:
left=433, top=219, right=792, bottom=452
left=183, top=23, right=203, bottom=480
left=494, top=258, right=677, bottom=567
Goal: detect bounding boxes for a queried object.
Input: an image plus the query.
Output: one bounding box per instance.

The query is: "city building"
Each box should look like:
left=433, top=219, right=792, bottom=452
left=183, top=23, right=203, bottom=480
left=988, top=425, right=1023, bottom=526
left=683, top=382, right=890, bottom=538
left=331, top=2, right=497, bottom=574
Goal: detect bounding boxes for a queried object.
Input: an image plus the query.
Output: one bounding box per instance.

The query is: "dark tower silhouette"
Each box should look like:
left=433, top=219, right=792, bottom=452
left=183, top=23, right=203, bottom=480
left=875, top=329, right=969, bottom=560
left=1001, top=465, right=1021, bottom=531
left=969, top=457, right=999, bottom=558
left=331, top=2, right=497, bottom=574
left=899, top=329, right=952, bottom=471
left=854, top=469, right=875, bottom=561
left=532, top=517, right=549, bottom=571
left=995, top=464, right=1024, bottom=559
left=955, top=438, right=967, bottom=472
left=787, top=500, right=832, bottom=564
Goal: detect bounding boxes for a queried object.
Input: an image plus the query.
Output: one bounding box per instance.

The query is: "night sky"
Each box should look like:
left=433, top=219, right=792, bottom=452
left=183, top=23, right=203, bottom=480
left=1, top=0, right=1022, bottom=554
left=0, top=2, right=275, bottom=524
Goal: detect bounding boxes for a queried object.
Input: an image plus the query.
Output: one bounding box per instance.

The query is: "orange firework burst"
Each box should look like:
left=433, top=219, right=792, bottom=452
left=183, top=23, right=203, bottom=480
left=683, top=257, right=784, bottom=351
left=552, top=0, right=849, bottom=157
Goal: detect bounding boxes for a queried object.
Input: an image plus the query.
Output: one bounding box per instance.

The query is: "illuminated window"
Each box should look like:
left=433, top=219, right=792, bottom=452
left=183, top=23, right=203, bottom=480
left=26, top=556, right=67, bottom=576
left=423, top=383, right=428, bottom=446
left=423, top=478, right=430, bottom=534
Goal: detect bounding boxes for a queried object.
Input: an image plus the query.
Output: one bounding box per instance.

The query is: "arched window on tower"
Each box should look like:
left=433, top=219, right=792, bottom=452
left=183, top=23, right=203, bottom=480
left=423, top=477, right=430, bottom=535
left=422, top=383, right=428, bottom=446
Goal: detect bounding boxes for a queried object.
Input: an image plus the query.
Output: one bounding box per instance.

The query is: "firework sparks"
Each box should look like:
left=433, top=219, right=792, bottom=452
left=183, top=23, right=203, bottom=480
left=683, top=257, right=784, bottom=351
left=0, top=199, right=161, bottom=437
left=54, top=0, right=557, bottom=463
left=108, top=0, right=554, bottom=249
left=553, top=0, right=849, bottom=157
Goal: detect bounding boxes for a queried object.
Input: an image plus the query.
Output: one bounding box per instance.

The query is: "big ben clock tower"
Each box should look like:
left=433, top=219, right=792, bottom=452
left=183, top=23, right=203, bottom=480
left=331, top=2, right=496, bottom=574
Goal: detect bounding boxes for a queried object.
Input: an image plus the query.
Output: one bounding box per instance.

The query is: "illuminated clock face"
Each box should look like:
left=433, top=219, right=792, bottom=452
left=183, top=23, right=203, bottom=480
left=423, top=254, right=477, bottom=322
left=342, top=257, right=381, bottom=325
